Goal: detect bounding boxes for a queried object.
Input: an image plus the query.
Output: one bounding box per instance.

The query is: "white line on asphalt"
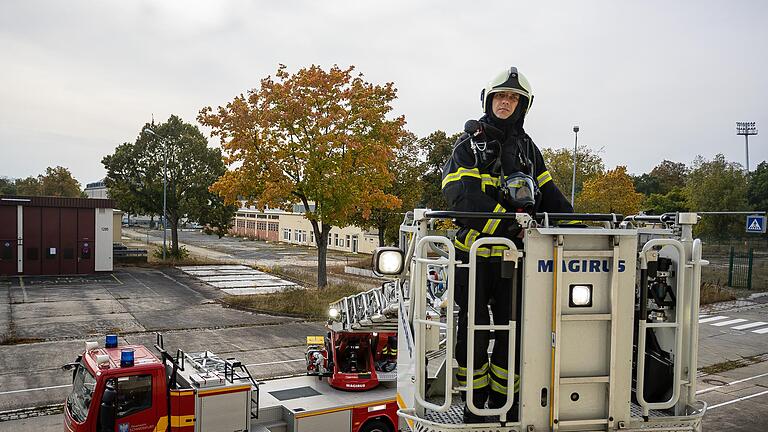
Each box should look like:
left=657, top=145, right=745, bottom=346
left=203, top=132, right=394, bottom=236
left=245, top=358, right=304, bottom=367
left=18, top=276, right=28, bottom=303
left=0, top=384, right=70, bottom=396
left=711, top=318, right=748, bottom=327
left=699, top=316, right=729, bottom=323
left=123, top=272, right=160, bottom=296
left=697, top=371, right=768, bottom=394
left=708, top=389, right=768, bottom=410
left=751, top=327, right=768, bottom=334
left=732, top=321, right=768, bottom=330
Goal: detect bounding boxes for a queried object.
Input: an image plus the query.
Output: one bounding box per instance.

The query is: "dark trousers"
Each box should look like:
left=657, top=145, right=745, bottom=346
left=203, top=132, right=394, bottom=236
left=454, top=260, right=515, bottom=408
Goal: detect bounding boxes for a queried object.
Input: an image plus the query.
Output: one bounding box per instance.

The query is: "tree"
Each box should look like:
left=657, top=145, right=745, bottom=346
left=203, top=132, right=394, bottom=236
left=541, top=145, right=605, bottom=202
left=632, top=173, right=662, bottom=196
left=577, top=166, right=644, bottom=215
left=39, top=166, right=84, bottom=197
left=643, top=188, right=689, bottom=214
left=650, top=160, right=688, bottom=194
left=419, top=130, right=459, bottom=210
left=634, top=160, right=689, bottom=196
left=0, top=177, right=16, bottom=195
left=199, top=64, right=406, bottom=287
left=13, top=176, right=41, bottom=196
left=748, top=161, right=768, bottom=211
left=685, top=154, right=749, bottom=239
left=103, top=115, right=237, bottom=257
left=352, top=132, right=425, bottom=246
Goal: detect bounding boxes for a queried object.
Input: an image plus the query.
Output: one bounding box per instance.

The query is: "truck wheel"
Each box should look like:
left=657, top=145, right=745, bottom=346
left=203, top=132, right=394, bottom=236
left=359, top=419, right=392, bottom=432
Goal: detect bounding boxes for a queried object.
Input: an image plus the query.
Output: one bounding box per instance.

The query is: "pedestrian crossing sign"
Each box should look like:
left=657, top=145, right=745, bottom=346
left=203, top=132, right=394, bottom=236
left=746, top=215, right=766, bottom=233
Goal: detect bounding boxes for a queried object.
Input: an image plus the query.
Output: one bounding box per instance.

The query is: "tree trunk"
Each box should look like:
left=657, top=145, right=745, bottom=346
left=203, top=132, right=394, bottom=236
left=377, top=221, right=386, bottom=247
left=315, top=225, right=332, bottom=288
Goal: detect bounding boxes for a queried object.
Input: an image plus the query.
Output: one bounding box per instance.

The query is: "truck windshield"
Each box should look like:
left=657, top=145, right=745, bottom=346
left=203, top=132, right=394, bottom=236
left=67, top=362, right=97, bottom=423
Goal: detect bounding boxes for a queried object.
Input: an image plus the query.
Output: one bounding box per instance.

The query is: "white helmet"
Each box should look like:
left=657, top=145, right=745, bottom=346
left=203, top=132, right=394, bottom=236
left=480, top=66, right=534, bottom=116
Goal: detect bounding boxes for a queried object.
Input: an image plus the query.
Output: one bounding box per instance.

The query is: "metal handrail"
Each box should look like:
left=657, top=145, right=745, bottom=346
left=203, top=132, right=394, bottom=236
left=466, top=237, right=518, bottom=420
left=636, top=239, right=687, bottom=413
left=413, top=236, right=456, bottom=413
left=687, top=239, right=707, bottom=402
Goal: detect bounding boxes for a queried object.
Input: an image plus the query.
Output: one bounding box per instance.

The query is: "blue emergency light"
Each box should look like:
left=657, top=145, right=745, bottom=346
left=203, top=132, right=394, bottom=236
left=120, top=349, right=135, bottom=368
left=105, top=334, right=118, bottom=348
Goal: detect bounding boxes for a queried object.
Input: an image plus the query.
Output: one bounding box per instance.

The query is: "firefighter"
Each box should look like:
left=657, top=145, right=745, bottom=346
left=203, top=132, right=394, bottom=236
left=441, top=66, right=573, bottom=422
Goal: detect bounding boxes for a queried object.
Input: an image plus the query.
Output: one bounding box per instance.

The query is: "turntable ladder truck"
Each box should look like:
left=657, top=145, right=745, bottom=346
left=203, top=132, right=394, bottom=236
left=361, top=209, right=707, bottom=432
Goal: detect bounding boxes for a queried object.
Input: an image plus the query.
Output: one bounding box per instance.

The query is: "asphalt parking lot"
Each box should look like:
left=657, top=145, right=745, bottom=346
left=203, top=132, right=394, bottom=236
left=0, top=267, right=324, bottom=418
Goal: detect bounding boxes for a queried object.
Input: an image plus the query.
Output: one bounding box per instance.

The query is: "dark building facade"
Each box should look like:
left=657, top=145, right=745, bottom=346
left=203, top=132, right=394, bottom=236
left=0, top=196, right=115, bottom=276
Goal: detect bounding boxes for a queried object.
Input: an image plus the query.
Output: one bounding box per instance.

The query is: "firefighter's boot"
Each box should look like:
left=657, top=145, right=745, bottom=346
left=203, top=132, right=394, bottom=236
left=462, top=387, right=489, bottom=424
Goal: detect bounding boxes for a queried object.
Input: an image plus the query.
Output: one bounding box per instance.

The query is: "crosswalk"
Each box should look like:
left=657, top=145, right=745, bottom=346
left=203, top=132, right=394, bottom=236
left=699, top=315, right=768, bottom=334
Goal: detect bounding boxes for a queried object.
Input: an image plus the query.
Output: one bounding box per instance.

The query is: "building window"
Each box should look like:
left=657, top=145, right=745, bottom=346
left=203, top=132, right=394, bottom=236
left=283, top=229, right=291, bottom=240
left=334, top=233, right=339, bottom=247
left=310, top=231, right=315, bottom=244
left=328, top=234, right=332, bottom=246
left=346, top=235, right=351, bottom=248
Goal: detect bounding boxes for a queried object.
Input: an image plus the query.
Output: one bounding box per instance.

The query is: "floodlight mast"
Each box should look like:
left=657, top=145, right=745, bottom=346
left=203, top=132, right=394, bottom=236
left=736, top=121, right=758, bottom=173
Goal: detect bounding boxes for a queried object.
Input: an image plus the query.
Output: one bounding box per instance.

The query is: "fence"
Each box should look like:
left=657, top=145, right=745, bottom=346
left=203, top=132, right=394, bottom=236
left=728, top=247, right=754, bottom=290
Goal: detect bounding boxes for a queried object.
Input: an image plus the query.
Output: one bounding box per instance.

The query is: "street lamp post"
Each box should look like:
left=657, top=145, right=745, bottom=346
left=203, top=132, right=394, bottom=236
left=736, top=122, right=758, bottom=173
left=143, top=127, right=168, bottom=260
left=571, top=125, right=580, bottom=205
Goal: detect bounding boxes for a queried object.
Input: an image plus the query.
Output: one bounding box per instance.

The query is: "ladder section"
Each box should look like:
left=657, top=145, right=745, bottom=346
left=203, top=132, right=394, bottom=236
left=328, top=279, right=400, bottom=333
left=550, top=236, right=621, bottom=431
left=184, top=351, right=261, bottom=418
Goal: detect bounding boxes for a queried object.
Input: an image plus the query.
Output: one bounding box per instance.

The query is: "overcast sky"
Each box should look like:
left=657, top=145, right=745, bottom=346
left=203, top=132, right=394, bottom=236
left=1, top=0, right=766, bottom=187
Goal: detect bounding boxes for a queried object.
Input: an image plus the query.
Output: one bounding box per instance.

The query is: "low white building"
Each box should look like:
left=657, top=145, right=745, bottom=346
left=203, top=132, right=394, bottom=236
left=230, top=204, right=380, bottom=254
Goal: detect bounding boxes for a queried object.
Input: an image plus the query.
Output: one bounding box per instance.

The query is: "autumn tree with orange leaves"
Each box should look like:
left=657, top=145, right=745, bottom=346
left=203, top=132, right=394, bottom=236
left=199, top=65, right=406, bottom=287
left=576, top=166, right=644, bottom=215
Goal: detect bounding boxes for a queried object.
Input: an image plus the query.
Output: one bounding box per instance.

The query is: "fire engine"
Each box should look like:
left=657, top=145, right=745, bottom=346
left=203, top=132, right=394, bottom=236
left=63, top=209, right=708, bottom=432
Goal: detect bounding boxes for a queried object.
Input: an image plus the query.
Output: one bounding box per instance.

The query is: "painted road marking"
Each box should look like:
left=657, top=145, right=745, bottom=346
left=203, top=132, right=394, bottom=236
left=0, top=384, right=70, bottom=396
left=699, top=316, right=729, bottom=323
left=751, top=327, right=768, bottom=334
left=731, top=321, right=768, bottom=330
left=711, top=318, right=748, bottom=327
left=698, top=372, right=768, bottom=395
left=708, top=388, right=768, bottom=410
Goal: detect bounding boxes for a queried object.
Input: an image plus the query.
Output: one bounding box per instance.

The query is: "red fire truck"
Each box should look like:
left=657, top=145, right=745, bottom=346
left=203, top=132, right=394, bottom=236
left=63, top=331, right=399, bottom=432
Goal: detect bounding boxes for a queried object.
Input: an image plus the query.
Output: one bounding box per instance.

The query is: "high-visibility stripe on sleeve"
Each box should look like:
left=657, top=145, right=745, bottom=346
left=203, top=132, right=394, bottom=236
left=442, top=167, right=481, bottom=189
left=482, top=203, right=505, bottom=234
left=537, top=170, right=553, bottom=187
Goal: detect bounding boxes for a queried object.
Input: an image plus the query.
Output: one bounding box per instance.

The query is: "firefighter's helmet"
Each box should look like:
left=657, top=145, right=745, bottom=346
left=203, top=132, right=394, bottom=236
left=481, top=67, right=534, bottom=116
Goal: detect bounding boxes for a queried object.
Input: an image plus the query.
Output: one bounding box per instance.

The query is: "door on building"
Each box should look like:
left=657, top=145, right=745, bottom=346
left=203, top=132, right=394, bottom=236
left=352, top=235, right=359, bottom=253
left=77, top=208, right=95, bottom=274
left=58, top=208, right=75, bottom=274
left=23, top=206, right=42, bottom=275
left=0, top=206, right=16, bottom=275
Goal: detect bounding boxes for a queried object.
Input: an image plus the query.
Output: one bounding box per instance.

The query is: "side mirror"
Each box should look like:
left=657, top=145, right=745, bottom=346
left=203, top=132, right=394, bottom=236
left=62, top=355, right=82, bottom=382
left=98, top=381, right=117, bottom=432
left=372, top=247, right=405, bottom=276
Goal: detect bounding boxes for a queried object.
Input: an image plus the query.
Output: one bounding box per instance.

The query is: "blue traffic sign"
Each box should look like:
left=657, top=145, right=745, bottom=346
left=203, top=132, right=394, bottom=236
left=746, top=215, right=766, bottom=234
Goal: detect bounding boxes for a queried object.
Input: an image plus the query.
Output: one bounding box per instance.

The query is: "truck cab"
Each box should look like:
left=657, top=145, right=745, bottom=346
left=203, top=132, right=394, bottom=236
left=64, top=334, right=256, bottom=432
left=64, top=340, right=168, bottom=432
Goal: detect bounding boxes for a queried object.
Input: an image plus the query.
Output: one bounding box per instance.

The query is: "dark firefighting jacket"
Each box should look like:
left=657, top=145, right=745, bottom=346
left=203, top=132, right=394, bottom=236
left=441, top=118, right=573, bottom=258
